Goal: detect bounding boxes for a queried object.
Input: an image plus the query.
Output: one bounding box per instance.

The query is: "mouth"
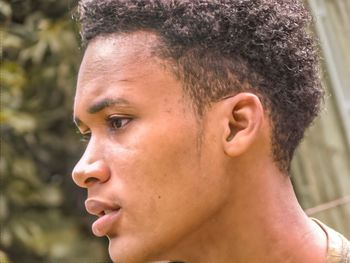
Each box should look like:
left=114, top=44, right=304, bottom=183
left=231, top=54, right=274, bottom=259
left=85, top=198, right=122, bottom=237
left=99, top=209, right=116, bottom=217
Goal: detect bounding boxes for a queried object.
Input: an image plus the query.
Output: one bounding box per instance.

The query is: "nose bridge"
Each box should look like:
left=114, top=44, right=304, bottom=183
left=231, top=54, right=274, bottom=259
left=72, top=138, right=110, bottom=188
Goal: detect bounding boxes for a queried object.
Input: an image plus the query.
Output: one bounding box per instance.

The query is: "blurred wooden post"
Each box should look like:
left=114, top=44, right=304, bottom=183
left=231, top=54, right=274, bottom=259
left=291, top=0, right=350, bottom=238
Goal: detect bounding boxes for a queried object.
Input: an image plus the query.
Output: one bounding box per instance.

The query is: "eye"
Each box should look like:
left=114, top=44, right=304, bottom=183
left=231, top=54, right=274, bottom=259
left=107, top=116, right=132, bottom=130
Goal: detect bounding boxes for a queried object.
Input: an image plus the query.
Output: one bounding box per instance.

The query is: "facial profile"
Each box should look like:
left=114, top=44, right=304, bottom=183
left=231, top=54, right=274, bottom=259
left=72, top=33, right=240, bottom=262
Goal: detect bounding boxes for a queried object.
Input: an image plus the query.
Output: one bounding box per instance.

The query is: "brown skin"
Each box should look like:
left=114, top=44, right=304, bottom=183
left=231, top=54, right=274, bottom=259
left=72, top=32, right=327, bottom=263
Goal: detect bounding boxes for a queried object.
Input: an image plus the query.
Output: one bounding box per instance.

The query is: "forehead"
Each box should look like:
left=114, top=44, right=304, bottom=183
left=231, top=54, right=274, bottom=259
left=74, top=32, right=192, bottom=117
left=78, top=32, right=160, bottom=86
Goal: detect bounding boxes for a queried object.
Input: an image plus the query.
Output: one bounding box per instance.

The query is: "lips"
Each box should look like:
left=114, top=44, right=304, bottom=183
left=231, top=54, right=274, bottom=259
left=85, top=198, right=121, bottom=237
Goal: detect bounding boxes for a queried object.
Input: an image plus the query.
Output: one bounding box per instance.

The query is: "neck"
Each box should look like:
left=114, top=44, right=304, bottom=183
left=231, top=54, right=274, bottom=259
left=162, top=165, right=327, bottom=263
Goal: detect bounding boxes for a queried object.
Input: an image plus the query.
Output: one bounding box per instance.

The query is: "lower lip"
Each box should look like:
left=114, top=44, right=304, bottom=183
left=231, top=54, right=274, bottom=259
left=92, top=209, right=121, bottom=237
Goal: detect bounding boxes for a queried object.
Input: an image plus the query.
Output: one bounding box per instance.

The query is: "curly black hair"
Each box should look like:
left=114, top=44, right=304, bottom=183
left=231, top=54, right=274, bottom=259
left=77, top=0, right=323, bottom=172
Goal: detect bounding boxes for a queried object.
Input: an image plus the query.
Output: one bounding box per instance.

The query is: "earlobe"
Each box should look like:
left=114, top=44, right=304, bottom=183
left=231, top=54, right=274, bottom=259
left=222, top=93, right=264, bottom=157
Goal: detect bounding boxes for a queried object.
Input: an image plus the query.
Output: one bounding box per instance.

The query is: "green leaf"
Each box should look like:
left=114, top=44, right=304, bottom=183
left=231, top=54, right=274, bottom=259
left=2, top=111, right=37, bottom=133
left=0, top=249, right=11, bottom=263
left=0, top=61, right=26, bottom=90
left=0, top=0, right=12, bottom=20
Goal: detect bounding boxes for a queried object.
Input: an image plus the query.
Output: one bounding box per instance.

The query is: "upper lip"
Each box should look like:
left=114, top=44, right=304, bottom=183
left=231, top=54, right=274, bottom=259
left=85, top=198, right=121, bottom=217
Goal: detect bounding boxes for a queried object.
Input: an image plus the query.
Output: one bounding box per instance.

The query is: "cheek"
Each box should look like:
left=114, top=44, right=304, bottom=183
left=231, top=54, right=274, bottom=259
left=105, top=121, right=229, bottom=260
left=105, top=122, right=203, bottom=219
left=111, top=127, right=201, bottom=205
left=125, top=132, right=220, bottom=217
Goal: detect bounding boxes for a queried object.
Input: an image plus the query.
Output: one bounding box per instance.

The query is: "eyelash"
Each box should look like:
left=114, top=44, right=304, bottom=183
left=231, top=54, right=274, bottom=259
left=79, top=116, right=132, bottom=142
left=80, top=133, right=91, bottom=142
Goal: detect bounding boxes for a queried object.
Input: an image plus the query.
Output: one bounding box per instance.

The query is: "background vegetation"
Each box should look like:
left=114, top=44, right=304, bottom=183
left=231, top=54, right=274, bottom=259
left=1, top=1, right=109, bottom=262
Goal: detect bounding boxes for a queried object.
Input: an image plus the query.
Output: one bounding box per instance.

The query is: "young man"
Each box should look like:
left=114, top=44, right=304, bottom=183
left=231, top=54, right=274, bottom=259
left=72, top=0, right=350, bottom=262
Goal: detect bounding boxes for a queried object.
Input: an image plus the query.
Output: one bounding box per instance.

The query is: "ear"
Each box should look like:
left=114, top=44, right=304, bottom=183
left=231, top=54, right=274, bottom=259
left=221, top=93, right=264, bottom=157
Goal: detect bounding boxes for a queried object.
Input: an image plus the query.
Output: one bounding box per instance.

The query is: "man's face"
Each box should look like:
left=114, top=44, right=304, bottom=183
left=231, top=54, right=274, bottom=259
left=72, top=34, right=230, bottom=262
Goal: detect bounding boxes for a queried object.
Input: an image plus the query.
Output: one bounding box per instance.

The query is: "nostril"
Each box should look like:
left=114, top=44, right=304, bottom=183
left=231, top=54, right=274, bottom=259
left=84, top=177, right=99, bottom=186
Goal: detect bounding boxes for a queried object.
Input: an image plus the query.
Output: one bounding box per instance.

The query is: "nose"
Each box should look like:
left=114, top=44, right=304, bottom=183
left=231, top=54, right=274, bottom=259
left=72, top=147, right=110, bottom=188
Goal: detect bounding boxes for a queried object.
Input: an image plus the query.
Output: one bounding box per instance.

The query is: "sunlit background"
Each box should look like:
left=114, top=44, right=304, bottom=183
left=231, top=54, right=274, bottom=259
left=1, top=0, right=349, bottom=262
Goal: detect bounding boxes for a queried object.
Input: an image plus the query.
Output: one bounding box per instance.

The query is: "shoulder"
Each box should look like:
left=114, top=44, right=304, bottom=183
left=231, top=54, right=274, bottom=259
left=312, top=218, right=350, bottom=263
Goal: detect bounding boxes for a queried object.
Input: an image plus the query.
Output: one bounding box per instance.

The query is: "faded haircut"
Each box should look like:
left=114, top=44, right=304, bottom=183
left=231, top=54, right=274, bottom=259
left=77, top=0, right=323, bottom=172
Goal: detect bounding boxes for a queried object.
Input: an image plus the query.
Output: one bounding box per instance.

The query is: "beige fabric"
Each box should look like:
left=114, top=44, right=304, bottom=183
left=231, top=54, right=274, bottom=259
left=312, top=218, right=350, bottom=263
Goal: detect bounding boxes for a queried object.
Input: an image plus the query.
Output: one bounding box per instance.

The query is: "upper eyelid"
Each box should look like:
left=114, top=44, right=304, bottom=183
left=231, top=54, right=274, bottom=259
left=105, top=113, right=133, bottom=120
left=82, top=130, right=91, bottom=135
left=76, top=127, right=91, bottom=136
left=74, top=119, right=89, bottom=134
left=78, top=125, right=91, bottom=134
left=106, top=114, right=133, bottom=124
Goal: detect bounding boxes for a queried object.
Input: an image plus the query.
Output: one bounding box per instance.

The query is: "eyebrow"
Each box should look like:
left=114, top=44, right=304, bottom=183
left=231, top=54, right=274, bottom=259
left=88, top=98, right=130, bottom=114
left=73, top=97, right=131, bottom=128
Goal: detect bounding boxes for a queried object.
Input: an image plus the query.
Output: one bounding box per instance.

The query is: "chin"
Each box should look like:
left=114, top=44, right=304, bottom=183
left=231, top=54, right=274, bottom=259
left=108, top=236, right=159, bottom=263
left=106, top=225, right=188, bottom=263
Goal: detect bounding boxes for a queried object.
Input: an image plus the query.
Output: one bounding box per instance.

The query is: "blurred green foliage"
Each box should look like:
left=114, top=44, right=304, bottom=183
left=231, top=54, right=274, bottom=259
left=1, top=0, right=109, bottom=262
